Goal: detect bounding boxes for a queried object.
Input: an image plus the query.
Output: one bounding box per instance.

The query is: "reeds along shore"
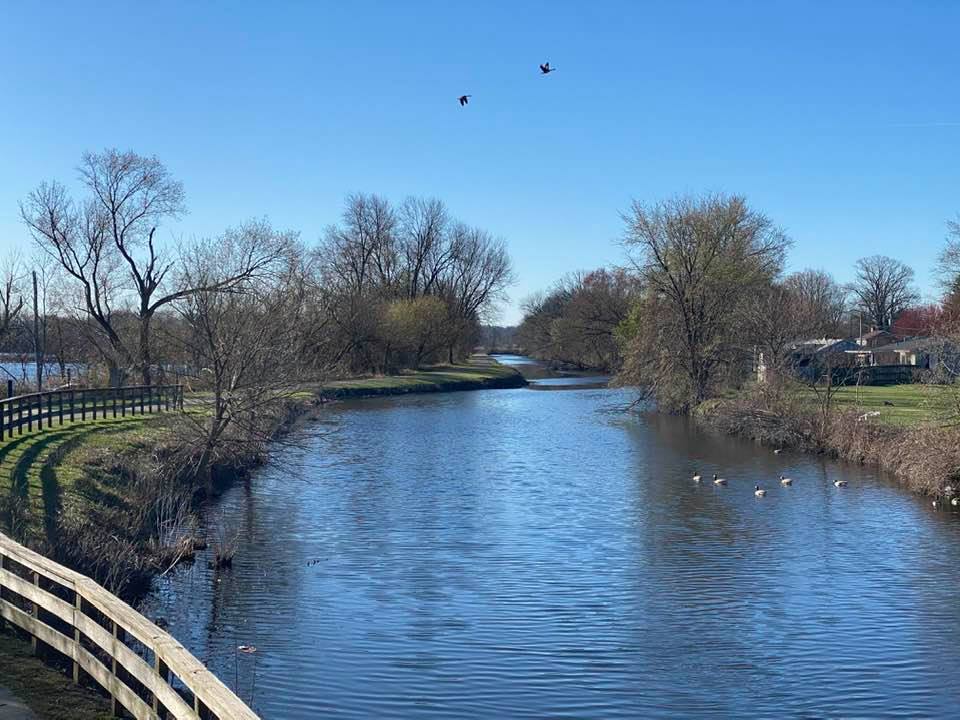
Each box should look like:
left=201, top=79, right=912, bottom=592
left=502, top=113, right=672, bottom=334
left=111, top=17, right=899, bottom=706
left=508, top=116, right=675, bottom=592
left=698, top=390, right=960, bottom=498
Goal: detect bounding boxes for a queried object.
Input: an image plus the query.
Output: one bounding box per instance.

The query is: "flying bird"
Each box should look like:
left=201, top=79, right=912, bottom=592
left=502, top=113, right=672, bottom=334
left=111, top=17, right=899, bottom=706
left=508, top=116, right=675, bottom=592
left=539, top=62, right=556, bottom=74
left=458, top=95, right=471, bottom=107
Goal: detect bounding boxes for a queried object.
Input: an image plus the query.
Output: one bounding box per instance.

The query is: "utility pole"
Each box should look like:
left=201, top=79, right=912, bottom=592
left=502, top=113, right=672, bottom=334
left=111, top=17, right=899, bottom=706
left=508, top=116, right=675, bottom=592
left=32, top=270, right=42, bottom=392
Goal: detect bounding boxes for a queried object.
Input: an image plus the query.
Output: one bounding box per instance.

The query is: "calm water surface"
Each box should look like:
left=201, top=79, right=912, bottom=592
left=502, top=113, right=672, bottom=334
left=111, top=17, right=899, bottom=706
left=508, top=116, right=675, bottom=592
left=143, top=383, right=960, bottom=718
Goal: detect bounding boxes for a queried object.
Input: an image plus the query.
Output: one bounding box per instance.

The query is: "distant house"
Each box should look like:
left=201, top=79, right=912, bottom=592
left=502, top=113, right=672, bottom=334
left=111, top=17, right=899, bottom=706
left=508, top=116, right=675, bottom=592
left=855, top=329, right=894, bottom=348
left=846, top=337, right=952, bottom=370
left=756, top=337, right=857, bottom=382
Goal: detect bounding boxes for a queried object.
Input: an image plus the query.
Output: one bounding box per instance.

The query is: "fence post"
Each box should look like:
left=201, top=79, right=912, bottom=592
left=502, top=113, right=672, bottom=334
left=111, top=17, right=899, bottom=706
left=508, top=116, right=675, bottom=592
left=70, top=390, right=75, bottom=423
left=179, top=385, right=184, bottom=411
left=153, top=656, right=169, bottom=714
left=110, top=620, right=119, bottom=716
left=31, top=571, right=39, bottom=654
left=5, top=379, right=11, bottom=439
left=112, top=389, right=117, bottom=419
left=47, top=393, right=52, bottom=430
left=27, top=396, right=32, bottom=433
left=120, top=388, right=126, bottom=417
left=72, top=590, right=82, bottom=685
left=140, top=387, right=145, bottom=415
left=58, top=392, right=64, bottom=426
left=81, top=390, right=86, bottom=422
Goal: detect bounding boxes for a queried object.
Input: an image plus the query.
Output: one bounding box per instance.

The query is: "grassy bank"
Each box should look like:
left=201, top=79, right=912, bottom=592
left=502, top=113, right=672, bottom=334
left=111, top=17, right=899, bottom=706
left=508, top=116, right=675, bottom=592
left=0, top=628, right=111, bottom=719
left=322, top=356, right=526, bottom=399
left=0, top=355, right=523, bottom=598
left=824, top=384, right=950, bottom=427
left=698, top=382, right=960, bottom=497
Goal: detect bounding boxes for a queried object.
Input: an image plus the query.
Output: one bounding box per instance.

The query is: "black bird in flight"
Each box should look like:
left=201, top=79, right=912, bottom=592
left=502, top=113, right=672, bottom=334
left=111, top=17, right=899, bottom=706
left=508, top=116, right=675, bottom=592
left=539, top=62, right=555, bottom=75
left=458, top=95, right=471, bottom=106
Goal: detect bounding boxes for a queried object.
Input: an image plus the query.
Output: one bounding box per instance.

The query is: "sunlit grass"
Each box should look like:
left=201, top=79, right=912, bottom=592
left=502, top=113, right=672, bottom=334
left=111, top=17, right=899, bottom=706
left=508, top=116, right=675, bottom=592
left=807, top=384, right=953, bottom=427
left=327, top=361, right=518, bottom=392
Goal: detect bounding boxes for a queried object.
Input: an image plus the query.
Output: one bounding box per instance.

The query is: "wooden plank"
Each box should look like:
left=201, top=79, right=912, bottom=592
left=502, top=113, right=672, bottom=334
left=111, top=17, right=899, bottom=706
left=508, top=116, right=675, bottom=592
left=0, top=535, right=82, bottom=588
left=0, top=566, right=75, bottom=623
left=2, top=532, right=258, bottom=720
left=75, top=614, right=196, bottom=719
left=0, top=601, right=74, bottom=657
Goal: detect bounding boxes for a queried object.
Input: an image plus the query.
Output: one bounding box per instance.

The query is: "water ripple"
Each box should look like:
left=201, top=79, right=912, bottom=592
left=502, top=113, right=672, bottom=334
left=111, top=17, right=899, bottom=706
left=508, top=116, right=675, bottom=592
left=142, top=387, right=960, bottom=719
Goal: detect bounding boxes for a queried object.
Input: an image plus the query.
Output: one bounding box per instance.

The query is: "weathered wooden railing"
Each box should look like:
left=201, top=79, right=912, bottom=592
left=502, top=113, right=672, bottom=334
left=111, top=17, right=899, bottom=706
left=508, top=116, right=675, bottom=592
left=0, top=531, right=259, bottom=719
left=0, top=385, right=184, bottom=439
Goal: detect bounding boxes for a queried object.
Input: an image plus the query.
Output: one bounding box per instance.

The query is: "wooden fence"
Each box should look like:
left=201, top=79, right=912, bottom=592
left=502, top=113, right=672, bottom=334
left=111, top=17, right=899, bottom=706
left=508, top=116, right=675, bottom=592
left=0, top=531, right=259, bottom=719
left=0, top=385, right=184, bottom=439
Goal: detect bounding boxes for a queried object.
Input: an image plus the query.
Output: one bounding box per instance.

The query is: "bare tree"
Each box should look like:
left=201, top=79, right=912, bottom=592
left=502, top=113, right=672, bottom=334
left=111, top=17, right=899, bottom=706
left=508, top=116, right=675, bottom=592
left=23, top=149, right=289, bottom=384
left=784, top=269, right=848, bottom=337
left=848, top=255, right=918, bottom=332
left=0, top=254, right=25, bottom=346
left=399, top=197, right=452, bottom=299
left=21, top=181, right=131, bottom=378
left=620, top=193, right=790, bottom=410
left=438, top=224, right=513, bottom=361
left=171, top=221, right=303, bottom=489
left=743, top=282, right=806, bottom=378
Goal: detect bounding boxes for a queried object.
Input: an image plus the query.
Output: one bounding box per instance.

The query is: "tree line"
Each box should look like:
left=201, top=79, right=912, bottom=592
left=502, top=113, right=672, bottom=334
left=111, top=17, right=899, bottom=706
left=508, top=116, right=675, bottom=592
left=1, top=149, right=512, bottom=386
left=0, top=149, right=513, bottom=483
left=518, top=192, right=960, bottom=412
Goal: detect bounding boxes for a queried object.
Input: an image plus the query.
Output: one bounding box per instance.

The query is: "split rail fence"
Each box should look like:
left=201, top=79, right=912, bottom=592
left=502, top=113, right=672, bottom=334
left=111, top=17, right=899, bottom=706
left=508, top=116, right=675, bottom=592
left=0, top=531, right=259, bottom=719
left=0, top=384, right=184, bottom=439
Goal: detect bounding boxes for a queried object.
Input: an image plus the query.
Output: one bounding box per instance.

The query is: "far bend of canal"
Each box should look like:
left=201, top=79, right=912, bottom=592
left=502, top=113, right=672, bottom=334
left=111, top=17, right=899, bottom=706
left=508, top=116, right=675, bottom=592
left=142, top=363, right=960, bottom=719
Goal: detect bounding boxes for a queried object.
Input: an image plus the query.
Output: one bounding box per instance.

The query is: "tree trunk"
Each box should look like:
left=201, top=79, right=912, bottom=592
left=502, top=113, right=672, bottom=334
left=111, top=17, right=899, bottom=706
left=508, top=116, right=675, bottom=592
left=139, top=311, right=153, bottom=386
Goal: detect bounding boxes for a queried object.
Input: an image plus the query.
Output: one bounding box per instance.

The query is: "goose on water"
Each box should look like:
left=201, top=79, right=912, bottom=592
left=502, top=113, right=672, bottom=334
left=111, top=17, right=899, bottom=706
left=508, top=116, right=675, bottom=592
left=952, top=497, right=959, bottom=506
left=713, top=474, right=727, bottom=486
left=754, top=485, right=767, bottom=497
left=693, top=471, right=702, bottom=483
left=780, top=475, right=793, bottom=485
left=834, top=479, right=848, bottom=488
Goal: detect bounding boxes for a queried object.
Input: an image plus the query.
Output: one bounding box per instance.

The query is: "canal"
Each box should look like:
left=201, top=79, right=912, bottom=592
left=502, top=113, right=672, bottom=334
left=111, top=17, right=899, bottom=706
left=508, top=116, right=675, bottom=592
left=142, top=374, right=960, bottom=718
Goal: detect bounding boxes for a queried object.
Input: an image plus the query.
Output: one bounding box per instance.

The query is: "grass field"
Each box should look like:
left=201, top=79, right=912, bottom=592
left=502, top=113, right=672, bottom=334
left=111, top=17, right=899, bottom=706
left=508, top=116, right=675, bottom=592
left=809, top=384, right=954, bottom=427
left=0, top=414, right=171, bottom=546
left=325, top=357, right=524, bottom=395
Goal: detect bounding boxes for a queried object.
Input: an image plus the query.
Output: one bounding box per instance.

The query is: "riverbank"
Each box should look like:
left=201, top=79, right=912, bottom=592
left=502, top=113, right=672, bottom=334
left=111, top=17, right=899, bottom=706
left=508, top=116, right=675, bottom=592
left=0, top=356, right=525, bottom=601
left=696, top=383, right=960, bottom=498
left=322, top=356, right=526, bottom=399
left=0, top=628, right=110, bottom=719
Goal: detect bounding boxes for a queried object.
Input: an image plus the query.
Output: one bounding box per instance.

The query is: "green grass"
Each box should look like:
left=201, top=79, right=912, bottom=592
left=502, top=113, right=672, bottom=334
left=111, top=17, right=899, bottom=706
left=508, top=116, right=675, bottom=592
left=0, top=414, right=171, bottom=544
left=1, top=358, right=518, bottom=541
left=326, top=358, right=520, bottom=393
left=806, top=384, right=953, bottom=427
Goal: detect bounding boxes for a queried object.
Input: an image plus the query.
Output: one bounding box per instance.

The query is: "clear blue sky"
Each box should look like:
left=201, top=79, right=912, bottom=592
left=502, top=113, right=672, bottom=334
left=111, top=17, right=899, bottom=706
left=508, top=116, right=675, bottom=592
left=1, top=1, right=957, bottom=324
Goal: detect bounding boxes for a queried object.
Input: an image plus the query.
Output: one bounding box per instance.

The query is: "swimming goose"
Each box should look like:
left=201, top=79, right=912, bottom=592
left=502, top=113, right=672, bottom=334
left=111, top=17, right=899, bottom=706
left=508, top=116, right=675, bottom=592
left=834, top=479, right=848, bottom=488
left=952, top=497, right=959, bottom=506
left=780, top=475, right=793, bottom=486
left=773, top=449, right=783, bottom=455
left=713, top=474, right=727, bottom=486
left=754, top=485, right=767, bottom=497
left=932, top=498, right=941, bottom=509
left=692, top=471, right=702, bottom=483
